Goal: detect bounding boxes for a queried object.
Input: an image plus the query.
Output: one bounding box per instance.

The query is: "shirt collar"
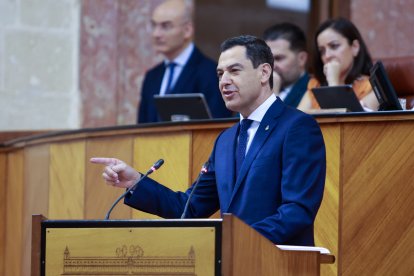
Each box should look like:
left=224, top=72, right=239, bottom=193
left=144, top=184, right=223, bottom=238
left=240, top=93, right=277, bottom=123
left=164, top=43, right=194, bottom=67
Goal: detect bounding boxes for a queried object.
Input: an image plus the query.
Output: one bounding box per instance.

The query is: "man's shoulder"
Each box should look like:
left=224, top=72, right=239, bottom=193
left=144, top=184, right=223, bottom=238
left=190, top=46, right=217, bottom=67
left=145, top=61, right=165, bottom=76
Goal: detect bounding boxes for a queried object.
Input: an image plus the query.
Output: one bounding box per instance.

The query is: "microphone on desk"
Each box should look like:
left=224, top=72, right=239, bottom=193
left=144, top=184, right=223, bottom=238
left=104, top=159, right=164, bottom=220
left=180, top=161, right=209, bottom=219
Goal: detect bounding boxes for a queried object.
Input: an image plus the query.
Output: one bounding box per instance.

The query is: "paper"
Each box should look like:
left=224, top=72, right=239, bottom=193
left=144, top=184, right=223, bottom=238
left=276, top=245, right=331, bottom=254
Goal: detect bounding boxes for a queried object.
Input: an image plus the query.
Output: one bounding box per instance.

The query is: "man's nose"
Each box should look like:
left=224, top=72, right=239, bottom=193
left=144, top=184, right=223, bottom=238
left=220, top=72, right=231, bottom=84
left=152, top=25, right=163, bottom=37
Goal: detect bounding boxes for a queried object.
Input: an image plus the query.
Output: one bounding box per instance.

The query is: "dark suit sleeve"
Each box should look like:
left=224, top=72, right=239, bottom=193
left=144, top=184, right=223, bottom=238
left=124, top=167, right=220, bottom=218
left=250, top=115, right=326, bottom=245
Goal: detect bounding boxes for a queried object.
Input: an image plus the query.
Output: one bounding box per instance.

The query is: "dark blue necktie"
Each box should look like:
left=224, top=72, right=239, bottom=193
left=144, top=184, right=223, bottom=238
left=165, top=62, right=176, bottom=94
left=236, top=119, right=253, bottom=174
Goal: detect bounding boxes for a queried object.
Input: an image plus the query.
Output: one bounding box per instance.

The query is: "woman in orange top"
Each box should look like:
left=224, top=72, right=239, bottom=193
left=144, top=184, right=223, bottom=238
left=298, top=18, right=379, bottom=111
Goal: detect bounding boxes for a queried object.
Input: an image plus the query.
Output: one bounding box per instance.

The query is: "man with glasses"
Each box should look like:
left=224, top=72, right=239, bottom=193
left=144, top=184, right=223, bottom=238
left=137, top=0, right=231, bottom=123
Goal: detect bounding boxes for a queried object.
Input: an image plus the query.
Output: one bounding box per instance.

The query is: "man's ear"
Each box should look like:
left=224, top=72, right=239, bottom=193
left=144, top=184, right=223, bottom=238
left=297, top=51, right=308, bottom=68
left=183, top=21, right=194, bottom=39
left=260, top=63, right=273, bottom=85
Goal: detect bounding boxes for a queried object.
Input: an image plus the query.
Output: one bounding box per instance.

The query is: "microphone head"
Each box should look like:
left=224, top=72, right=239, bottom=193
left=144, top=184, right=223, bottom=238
left=153, top=159, right=164, bottom=170
left=147, top=159, right=164, bottom=174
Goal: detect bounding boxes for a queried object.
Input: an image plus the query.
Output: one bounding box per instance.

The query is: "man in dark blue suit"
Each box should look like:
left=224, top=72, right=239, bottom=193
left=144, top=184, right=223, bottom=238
left=91, top=35, right=326, bottom=246
left=138, top=0, right=231, bottom=123
left=263, top=22, right=310, bottom=108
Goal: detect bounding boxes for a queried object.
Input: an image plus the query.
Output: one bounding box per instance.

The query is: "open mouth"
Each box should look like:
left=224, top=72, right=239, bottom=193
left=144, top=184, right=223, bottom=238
left=222, top=85, right=238, bottom=98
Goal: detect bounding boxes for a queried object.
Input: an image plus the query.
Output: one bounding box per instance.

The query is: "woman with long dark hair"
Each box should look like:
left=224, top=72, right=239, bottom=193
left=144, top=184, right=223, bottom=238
left=298, top=17, right=379, bottom=111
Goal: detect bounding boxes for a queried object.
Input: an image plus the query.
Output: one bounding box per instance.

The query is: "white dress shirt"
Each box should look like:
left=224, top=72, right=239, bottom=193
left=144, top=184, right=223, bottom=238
left=159, top=43, right=194, bottom=96
left=240, top=93, right=277, bottom=154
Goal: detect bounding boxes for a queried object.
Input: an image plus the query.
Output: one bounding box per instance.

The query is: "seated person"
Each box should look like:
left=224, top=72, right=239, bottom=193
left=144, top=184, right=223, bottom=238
left=298, top=17, right=379, bottom=111
left=263, top=22, right=310, bottom=108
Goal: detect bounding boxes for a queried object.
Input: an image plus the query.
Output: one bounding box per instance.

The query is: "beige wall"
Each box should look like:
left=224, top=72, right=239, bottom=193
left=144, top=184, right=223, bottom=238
left=0, top=0, right=80, bottom=130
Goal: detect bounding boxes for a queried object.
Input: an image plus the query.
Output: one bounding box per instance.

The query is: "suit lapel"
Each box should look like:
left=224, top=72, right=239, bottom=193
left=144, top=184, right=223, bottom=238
left=228, top=100, right=285, bottom=206
left=218, top=124, right=239, bottom=212
left=170, top=47, right=201, bottom=94
left=284, top=72, right=309, bottom=107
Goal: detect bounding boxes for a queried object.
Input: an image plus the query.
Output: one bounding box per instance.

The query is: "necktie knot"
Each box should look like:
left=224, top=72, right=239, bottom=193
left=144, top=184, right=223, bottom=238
left=167, top=61, right=176, bottom=70
left=240, top=119, right=253, bottom=133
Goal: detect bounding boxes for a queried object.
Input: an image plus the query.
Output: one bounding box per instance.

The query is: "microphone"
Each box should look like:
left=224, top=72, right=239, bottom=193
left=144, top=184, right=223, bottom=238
left=104, top=159, right=164, bottom=220
left=180, top=162, right=209, bottom=219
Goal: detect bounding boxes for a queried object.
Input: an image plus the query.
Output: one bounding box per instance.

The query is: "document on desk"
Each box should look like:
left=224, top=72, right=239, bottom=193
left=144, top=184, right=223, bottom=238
left=276, top=245, right=331, bottom=254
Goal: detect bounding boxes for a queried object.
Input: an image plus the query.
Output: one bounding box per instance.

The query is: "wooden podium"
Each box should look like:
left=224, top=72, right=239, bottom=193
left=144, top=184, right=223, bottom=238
left=32, top=214, right=334, bottom=276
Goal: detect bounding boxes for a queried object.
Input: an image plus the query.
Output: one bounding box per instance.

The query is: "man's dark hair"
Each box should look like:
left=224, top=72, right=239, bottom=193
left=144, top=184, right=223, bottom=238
left=220, top=35, right=274, bottom=88
left=263, top=22, right=307, bottom=52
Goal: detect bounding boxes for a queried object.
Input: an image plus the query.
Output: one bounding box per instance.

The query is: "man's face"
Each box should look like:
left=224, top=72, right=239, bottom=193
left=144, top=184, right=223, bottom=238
left=151, top=1, right=192, bottom=59
left=217, top=46, right=271, bottom=117
left=266, top=38, right=307, bottom=89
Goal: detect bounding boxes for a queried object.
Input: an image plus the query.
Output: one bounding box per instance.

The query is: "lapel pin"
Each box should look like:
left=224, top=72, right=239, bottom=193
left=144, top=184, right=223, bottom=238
left=265, top=125, right=269, bottom=131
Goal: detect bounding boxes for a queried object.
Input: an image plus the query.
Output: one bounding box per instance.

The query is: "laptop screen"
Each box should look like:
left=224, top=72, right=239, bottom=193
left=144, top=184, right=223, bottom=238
left=154, top=93, right=212, bottom=121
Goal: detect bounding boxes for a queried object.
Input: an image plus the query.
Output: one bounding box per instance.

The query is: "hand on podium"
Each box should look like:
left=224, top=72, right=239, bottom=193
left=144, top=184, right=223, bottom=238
left=90, top=157, right=141, bottom=189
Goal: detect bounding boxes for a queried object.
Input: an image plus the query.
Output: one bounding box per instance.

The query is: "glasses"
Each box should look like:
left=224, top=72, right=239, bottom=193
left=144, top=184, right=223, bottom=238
left=147, top=20, right=189, bottom=33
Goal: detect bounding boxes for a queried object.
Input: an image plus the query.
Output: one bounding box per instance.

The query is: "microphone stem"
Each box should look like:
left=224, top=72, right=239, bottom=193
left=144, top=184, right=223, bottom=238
left=104, top=159, right=164, bottom=220
left=180, top=173, right=203, bottom=219
left=104, top=171, right=150, bottom=220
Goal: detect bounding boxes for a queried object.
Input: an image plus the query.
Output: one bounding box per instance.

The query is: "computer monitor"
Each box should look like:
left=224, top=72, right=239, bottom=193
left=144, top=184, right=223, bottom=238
left=154, top=93, right=212, bottom=121
left=369, top=61, right=403, bottom=111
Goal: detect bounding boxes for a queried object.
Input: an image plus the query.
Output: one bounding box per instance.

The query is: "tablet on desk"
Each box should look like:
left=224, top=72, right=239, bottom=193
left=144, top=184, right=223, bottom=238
left=312, top=85, right=364, bottom=112
left=154, top=93, right=212, bottom=121
left=369, top=61, right=403, bottom=111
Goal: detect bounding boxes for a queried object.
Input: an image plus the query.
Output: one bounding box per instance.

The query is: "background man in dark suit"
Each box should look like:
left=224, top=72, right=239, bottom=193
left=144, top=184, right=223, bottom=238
left=138, top=0, right=231, bottom=123
left=263, top=22, right=310, bottom=108
left=92, top=35, right=326, bottom=246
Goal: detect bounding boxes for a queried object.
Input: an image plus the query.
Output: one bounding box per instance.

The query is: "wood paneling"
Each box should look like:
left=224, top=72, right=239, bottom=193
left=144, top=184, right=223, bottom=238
left=85, top=137, right=133, bottom=219
left=22, top=145, right=50, bottom=276
left=0, top=153, right=6, bottom=276
left=315, top=124, right=340, bottom=276
left=5, top=150, right=24, bottom=276
left=0, top=131, right=45, bottom=144
left=222, top=214, right=323, bottom=275
left=132, top=132, right=191, bottom=219
left=49, top=141, right=85, bottom=219
left=191, top=129, right=220, bottom=179
left=341, top=121, right=414, bottom=275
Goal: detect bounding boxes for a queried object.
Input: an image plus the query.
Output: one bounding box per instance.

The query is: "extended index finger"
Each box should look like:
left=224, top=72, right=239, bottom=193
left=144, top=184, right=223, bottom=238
left=90, top=157, right=119, bottom=166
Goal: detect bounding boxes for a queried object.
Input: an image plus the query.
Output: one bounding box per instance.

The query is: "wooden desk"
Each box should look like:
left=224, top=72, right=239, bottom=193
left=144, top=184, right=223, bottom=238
left=1, top=112, right=414, bottom=275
